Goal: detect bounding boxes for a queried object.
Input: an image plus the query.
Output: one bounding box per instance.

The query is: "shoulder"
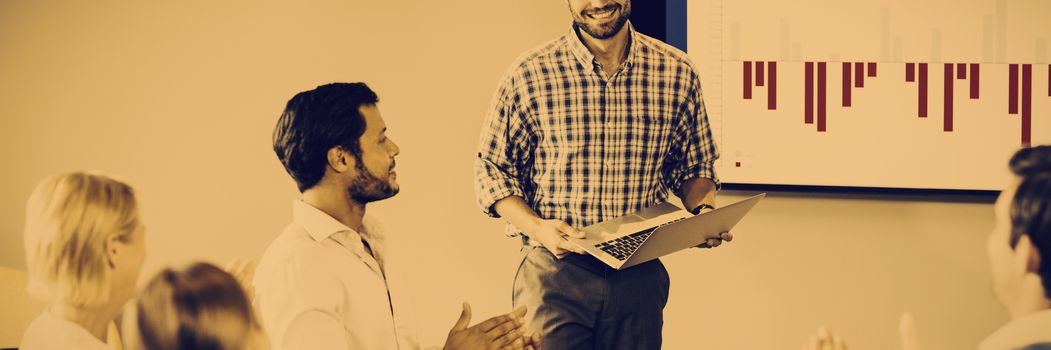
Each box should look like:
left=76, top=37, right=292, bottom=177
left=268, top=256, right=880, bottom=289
left=633, top=32, right=701, bottom=79
left=501, top=35, right=574, bottom=82
left=257, top=224, right=311, bottom=270
left=21, top=312, right=110, bottom=350
left=255, top=225, right=344, bottom=299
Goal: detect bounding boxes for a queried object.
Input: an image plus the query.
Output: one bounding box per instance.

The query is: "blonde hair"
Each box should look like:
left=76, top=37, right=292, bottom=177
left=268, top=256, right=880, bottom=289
left=23, top=172, right=140, bottom=307
left=132, top=262, right=257, bottom=350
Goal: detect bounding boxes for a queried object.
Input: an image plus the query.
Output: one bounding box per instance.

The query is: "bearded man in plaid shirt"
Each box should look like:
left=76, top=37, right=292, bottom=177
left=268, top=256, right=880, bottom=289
left=473, top=1, right=731, bottom=349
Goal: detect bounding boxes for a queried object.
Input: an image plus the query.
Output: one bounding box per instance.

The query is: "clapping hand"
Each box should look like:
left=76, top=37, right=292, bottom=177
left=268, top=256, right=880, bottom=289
left=224, top=258, right=256, bottom=303
left=445, top=303, right=542, bottom=350
left=802, top=313, right=922, bottom=350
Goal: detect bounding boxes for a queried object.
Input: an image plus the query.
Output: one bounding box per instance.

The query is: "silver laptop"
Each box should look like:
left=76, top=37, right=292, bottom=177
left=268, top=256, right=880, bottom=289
left=567, top=193, right=765, bottom=270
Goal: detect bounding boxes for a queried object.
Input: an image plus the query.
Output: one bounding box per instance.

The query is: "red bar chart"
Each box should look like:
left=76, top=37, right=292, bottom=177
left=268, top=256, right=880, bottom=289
left=741, top=60, right=1042, bottom=145
left=688, top=0, right=1051, bottom=191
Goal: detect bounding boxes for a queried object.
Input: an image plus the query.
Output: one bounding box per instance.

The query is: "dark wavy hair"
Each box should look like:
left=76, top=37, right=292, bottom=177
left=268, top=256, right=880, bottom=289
left=1008, top=145, right=1051, bottom=298
left=134, top=263, right=257, bottom=350
left=273, top=82, right=379, bottom=192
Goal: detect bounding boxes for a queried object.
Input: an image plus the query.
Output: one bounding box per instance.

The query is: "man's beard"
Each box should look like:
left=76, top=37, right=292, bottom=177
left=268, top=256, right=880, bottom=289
left=348, top=157, right=398, bottom=204
left=573, top=3, right=631, bottom=40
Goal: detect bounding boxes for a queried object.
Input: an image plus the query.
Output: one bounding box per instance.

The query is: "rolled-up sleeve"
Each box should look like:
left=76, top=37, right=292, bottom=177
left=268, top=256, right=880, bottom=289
left=663, top=74, right=720, bottom=193
left=474, top=71, right=532, bottom=218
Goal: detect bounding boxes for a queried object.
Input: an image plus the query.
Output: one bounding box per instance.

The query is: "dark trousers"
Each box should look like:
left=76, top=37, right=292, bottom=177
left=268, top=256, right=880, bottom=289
left=512, top=245, right=671, bottom=350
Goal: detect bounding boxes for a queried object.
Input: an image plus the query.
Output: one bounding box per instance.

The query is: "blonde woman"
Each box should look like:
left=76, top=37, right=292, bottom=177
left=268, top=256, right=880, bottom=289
left=123, top=262, right=270, bottom=350
left=21, top=172, right=146, bottom=350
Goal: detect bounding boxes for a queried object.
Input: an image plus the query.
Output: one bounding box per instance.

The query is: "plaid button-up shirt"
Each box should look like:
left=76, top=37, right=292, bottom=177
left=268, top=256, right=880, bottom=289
left=474, top=24, right=719, bottom=236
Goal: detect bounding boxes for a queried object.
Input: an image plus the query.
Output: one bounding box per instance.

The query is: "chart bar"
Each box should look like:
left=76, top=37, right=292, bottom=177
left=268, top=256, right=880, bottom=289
left=1009, top=64, right=1019, bottom=114
left=818, top=62, right=827, bottom=132
left=744, top=61, right=753, bottom=99
left=805, top=62, right=814, bottom=124
left=843, top=62, right=852, bottom=107
left=855, top=62, right=865, bottom=88
left=757, top=60, right=765, bottom=86
left=1022, top=64, right=1032, bottom=146
left=919, top=63, right=928, bottom=118
left=970, top=64, right=980, bottom=99
left=768, top=61, right=777, bottom=110
left=944, top=63, right=954, bottom=132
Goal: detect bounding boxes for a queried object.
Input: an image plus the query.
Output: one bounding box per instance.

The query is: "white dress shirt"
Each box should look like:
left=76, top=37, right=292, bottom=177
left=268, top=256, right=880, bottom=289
left=19, top=310, right=112, bottom=350
left=980, top=309, right=1051, bottom=350
left=254, top=200, right=419, bottom=350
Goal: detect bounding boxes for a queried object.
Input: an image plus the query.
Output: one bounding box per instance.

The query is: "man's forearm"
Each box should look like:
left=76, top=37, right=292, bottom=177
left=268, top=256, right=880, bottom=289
left=492, top=196, right=542, bottom=236
left=679, top=177, right=717, bottom=212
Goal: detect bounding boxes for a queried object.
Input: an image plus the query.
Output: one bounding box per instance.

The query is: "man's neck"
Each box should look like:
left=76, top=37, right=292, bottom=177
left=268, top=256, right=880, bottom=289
left=1003, top=282, right=1051, bottom=321
left=50, top=302, right=116, bottom=343
left=575, top=25, right=630, bottom=77
left=577, top=24, right=631, bottom=77
left=303, top=185, right=366, bottom=233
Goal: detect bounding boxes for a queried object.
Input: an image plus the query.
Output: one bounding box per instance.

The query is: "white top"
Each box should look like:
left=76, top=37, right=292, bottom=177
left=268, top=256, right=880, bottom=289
left=254, top=200, right=419, bottom=350
left=980, top=309, right=1051, bottom=350
left=19, top=310, right=112, bottom=350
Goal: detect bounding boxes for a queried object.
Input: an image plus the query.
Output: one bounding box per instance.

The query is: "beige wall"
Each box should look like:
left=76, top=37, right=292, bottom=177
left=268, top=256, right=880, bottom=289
left=0, top=1, right=1006, bottom=349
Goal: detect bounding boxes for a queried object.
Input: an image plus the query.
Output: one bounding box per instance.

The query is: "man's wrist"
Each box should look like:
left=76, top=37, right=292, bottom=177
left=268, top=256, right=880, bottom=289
left=690, top=203, right=715, bottom=215
left=517, top=216, right=543, bottom=237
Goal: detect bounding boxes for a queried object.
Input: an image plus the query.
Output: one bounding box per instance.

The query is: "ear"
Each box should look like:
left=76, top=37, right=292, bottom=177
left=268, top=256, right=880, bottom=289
left=1015, top=234, right=1042, bottom=274
left=326, top=146, right=355, bottom=173
left=105, top=233, right=122, bottom=269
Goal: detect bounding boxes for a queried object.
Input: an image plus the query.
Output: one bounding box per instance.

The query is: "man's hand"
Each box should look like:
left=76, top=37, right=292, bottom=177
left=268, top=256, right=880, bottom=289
left=493, top=196, right=585, bottom=259
left=802, top=327, right=847, bottom=350
left=529, top=219, right=587, bottom=259
left=899, top=313, right=921, bottom=350
left=445, top=303, right=540, bottom=350
left=691, top=206, right=734, bottom=249
left=224, top=258, right=256, bottom=302
left=694, top=231, right=733, bottom=249
left=801, top=313, right=922, bottom=350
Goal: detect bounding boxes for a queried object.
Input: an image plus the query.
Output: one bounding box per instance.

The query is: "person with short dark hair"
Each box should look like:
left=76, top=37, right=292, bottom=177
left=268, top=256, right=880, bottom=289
left=805, top=145, right=1051, bottom=350
left=256, top=83, right=540, bottom=350
left=981, top=145, right=1051, bottom=350
left=473, top=1, right=728, bottom=349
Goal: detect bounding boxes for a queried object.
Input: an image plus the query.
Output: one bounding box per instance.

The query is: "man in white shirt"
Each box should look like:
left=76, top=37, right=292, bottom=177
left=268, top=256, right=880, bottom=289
left=256, top=82, right=540, bottom=350
left=806, top=145, right=1051, bottom=350
left=978, top=145, right=1051, bottom=350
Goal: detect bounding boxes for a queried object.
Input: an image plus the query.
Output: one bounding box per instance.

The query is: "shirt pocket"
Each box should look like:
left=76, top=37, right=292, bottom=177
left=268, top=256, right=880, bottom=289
left=630, top=109, right=674, bottom=162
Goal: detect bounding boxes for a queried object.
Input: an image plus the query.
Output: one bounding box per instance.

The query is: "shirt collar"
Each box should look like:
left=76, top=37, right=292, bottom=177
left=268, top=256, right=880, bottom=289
left=980, top=309, right=1051, bottom=350
left=291, top=200, right=388, bottom=266
left=566, top=21, right=639, bottom=71
left=292, top=200, right=356, bottom=243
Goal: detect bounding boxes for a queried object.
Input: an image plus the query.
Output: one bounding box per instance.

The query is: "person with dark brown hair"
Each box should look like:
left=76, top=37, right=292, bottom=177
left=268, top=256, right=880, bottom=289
left=258, top=83, right=540, bottom=350
left=474, top=1, right=728, bottom=348
left=806, top=145, right=1051, bottom=350
left=123, top=262, right=269, bottom=350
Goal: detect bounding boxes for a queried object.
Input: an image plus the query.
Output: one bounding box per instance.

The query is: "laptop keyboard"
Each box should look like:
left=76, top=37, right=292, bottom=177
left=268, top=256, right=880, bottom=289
left=595, top=228, right=656, bottom=261
left=593, top=216, right=692, bottom=261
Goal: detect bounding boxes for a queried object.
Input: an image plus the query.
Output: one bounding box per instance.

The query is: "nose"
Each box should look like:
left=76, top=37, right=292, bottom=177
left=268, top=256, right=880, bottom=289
left=388, top=137, right=400, bottom=156
left=589, top=0, right=615, bottom=8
